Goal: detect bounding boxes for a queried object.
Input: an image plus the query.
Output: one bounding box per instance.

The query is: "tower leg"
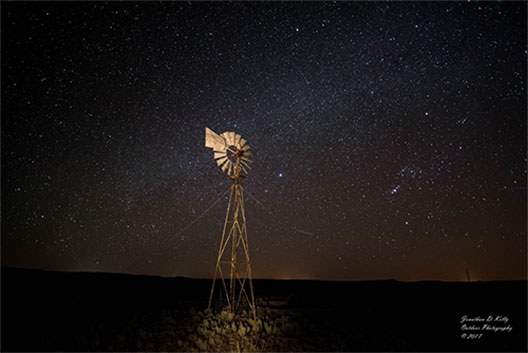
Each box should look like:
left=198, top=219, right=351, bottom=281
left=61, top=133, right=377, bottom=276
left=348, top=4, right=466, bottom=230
left=208, top=185, right=235, bottom=310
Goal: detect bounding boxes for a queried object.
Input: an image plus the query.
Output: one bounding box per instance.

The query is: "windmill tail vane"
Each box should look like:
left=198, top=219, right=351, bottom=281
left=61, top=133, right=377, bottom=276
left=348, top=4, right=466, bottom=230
left=204, top=127, right=257, bottom=321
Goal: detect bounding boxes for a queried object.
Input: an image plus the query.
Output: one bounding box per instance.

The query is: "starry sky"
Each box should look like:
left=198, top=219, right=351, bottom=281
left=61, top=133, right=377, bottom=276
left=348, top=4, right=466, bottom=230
left=2, top=1, right=526, bottom=281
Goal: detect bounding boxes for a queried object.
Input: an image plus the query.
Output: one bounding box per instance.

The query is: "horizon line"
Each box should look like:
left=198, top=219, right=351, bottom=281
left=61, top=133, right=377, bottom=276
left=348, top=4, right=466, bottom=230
left=2, top=266, right=527, bottom=282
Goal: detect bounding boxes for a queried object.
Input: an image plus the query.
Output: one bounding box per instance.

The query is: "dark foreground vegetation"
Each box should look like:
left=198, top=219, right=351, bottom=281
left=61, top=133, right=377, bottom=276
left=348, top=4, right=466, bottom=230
left=2, top=267, right=526, bottom=352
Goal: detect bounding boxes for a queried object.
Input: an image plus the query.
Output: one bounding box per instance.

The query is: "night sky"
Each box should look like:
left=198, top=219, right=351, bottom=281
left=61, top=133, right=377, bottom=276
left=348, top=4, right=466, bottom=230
left=2, top=1, right=526, bottom=281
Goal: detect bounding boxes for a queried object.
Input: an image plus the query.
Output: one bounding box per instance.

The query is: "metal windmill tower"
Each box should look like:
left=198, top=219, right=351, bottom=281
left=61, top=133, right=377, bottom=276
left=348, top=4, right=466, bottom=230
left=205, top=127, right=256, bottom=320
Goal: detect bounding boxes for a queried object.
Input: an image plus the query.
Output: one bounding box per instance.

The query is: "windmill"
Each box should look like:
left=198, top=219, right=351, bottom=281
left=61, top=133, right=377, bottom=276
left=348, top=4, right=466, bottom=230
left=205, top=127, right=257, bottom=320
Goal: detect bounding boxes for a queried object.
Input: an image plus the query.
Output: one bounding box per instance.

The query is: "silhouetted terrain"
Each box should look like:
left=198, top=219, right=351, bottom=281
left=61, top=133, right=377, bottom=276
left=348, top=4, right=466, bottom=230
left=2, top=267, right=526, bottom=352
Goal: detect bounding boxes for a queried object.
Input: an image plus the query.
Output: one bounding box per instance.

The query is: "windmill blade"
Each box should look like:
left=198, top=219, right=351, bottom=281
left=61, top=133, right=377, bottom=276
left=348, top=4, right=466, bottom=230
left=227, top=132, right=236, bottom=146
left=241, top=144, right=251, bottom=151
left=221, top=160, right=231, bottom=172
left=240, top=159, right=252, bottom=170
left=242, top=151, right=252, bottom=157
left=234, top=133, right=242, bottom=147
left=220, top=132, right=232, bottom=146
left=205, top=127, right=226, bottom=151
left=220, top=132, right=227, bottom=143
left=216, top=157, right=228, bottom=167
left=227, top=162, right=233, bottom=176
left=214, top=151, right=227, bottom=160
left=240, top=164, right=249, bottom=175
left=238, top=138, right=247, bottom=149
left=241, top=156, right=253, bottom=163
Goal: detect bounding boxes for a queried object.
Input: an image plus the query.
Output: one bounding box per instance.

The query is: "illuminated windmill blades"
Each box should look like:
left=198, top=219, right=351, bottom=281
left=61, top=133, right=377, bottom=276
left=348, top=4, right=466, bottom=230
left=221, top=161, right=230, bottom=172
left=240, top=159, right=252, bottom=170
left=216, top=157, right=228, bottom=167
left=205, top=127, right=253, bottom=177
left=241, top=155, right=253, bottom=163
left=234, top=133, right=242, bottom=147
left=220, top=132, right=229, bottom=145
left=240, top=155, right=252, bottom=163
left=222, top=132, right=230, bottom=145
left=214, top=151, right=226, bottom=160
left=226, top=132, right=236, bottom=146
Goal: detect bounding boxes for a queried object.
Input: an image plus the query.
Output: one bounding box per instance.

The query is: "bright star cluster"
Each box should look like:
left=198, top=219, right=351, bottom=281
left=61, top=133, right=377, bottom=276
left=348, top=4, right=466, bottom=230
left=2, top=2, right=526, bottom=280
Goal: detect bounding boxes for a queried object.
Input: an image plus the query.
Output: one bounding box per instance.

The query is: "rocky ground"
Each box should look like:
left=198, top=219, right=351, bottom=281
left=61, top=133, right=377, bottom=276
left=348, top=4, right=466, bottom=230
left=106, top=298, right=354, bottom=352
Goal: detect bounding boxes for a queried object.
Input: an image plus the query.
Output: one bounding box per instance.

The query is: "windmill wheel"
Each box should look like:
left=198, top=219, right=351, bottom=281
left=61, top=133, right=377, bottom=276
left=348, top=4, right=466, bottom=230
left=205, top=128, right=253, bottom=177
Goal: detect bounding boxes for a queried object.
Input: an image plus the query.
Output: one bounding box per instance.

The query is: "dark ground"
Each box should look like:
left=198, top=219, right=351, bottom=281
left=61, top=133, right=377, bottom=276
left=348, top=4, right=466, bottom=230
left=1, top=267, right=526, bottom=352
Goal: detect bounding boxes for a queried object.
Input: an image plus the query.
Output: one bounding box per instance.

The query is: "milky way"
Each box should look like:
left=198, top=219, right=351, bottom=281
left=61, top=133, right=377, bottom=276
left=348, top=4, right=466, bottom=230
left=2, top=2, right=526, bottom=280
